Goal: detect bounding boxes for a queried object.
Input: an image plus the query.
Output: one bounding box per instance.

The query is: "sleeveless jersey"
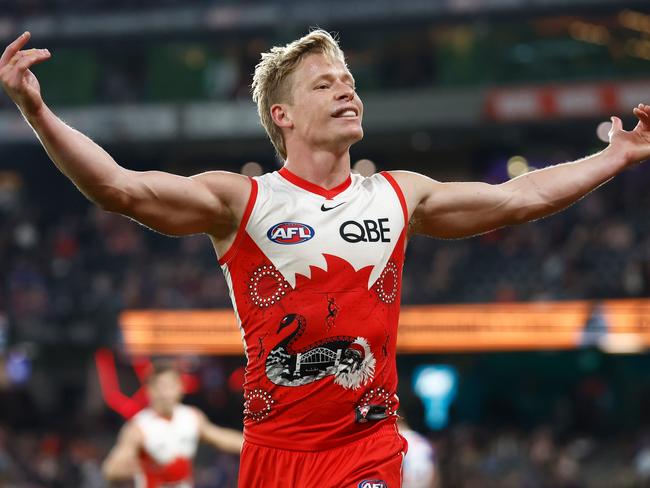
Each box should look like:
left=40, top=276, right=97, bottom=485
left=132, top=405, right=200, bottom=488
left=219, top=167, right=408, bottom=451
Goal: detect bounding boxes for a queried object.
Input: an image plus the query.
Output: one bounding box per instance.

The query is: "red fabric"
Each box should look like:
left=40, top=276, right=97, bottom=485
left=94, top=348, right=148, bottom=419
left=380, top=172, right=408, bottom=226
left=278, top=167, right=352, bottom=199
left=219, top=177, right=258, bottom=265
left=239, top=423, right=407, bottom=488
left=225, top=226, right=406, bottom=451
left=139, top=451, right=193, bottom=487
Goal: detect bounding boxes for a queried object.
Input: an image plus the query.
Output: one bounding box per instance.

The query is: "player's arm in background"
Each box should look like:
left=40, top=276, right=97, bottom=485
left=0, top=32, right=250, bottom=239
left=392, top=106, right=650, bottom=239
left=102, top=421, right=143, bottom=482
left=195, top=409, right=243, bottom=454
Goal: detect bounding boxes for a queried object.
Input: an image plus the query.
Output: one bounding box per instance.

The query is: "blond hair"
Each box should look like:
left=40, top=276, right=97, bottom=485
left=251, top=29, right=346, bottom=160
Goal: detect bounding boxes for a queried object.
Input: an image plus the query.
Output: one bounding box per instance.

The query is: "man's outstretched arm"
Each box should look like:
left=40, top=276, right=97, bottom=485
left=0, top=32, right=250, bottom=238
left=392, top=106, right=650, bottom=239
left=195, top=409, right=244, bottom=454
left=102, top=422, right=143, bottom=482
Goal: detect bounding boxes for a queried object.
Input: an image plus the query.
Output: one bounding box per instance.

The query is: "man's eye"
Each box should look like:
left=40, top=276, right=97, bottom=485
left=317, top=84, right=329, bottom=89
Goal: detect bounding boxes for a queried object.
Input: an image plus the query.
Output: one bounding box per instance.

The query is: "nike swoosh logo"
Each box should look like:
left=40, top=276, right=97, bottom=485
left=320, top=202, right=346, bottom=212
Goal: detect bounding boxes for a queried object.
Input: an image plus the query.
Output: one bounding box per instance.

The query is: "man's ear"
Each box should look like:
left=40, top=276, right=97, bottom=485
left=271, top=103, right=293, bottom=129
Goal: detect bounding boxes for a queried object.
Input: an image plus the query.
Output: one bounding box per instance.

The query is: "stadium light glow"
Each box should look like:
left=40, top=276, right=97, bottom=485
left=507, top=155, right=529, bottom=179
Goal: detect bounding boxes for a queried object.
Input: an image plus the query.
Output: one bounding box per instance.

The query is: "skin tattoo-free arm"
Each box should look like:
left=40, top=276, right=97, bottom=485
left=392, top=108, right=650, bottom=239
left=0, top=32, right=250, bottom=239
left=102, top=422, right=143, bottom=482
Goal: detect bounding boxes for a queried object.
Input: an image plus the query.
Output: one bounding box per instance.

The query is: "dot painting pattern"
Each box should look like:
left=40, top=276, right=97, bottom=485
left=374, top=261, right=398, bottom=304
left=357, top=387, right=398, bottom=417
left=248, top=264, right=290, bottom=308
left=244, top=388, right=275, bottom=422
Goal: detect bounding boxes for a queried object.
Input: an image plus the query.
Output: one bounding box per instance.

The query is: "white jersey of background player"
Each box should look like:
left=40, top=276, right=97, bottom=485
left=102, top=360, right=243, bottom=488
left=399, top=419, right=437, bottom=488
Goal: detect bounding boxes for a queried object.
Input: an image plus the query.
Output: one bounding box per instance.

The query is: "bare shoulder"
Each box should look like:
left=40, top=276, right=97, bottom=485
left=193, top=171, right=252, bottom=236
left=385, top=170, right=441, bottom=213
left=386, top=170, right=438, bottom=188
left=187, top=405, right=207, bottom=423
left=118, top=420, right=144, bottom=447
left=192, top=171, right=251, bottom=206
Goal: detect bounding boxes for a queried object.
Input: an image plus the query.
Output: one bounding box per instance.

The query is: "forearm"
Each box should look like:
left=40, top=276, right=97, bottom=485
left=102, top=455, right=139, bottom=481
left=25, top=104, right=126, bottom=208
left=502, top=145, right=628, bottom=223
left=203, top=425, right=243, bottom=454
left=217, top=428, right=244, bottom=454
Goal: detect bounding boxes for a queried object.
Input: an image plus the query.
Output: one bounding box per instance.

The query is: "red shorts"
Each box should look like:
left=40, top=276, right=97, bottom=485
left=238, top=424, right=407, bottom=488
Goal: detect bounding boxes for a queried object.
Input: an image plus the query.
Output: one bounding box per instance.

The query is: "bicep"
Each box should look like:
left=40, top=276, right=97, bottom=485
left=105, top=169, right=249, bottom=237
left=410, top=177, right=520, bottom=239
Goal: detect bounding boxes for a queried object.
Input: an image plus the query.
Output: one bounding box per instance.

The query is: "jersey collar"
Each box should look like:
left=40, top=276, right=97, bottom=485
left=278, top=167, right=352, bottom=200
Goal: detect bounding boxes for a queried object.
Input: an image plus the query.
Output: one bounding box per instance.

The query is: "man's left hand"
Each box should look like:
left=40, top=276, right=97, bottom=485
left=610, top=104, right=650, bottom=167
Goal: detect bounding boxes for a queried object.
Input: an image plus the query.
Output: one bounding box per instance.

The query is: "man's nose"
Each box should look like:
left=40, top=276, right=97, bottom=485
left=335, top=84, right=354, bottom=101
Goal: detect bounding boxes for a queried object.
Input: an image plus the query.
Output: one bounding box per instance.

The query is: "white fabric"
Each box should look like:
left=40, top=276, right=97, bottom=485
left=133, top=405, right=200, bottom=465
left=401, top=428, right=436, bottom=488
left=244, top=172, right=405, bottom=289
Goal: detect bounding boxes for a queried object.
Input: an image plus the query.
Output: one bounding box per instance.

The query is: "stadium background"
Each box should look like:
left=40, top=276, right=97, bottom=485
left=1, top=0, right=650, bottom=486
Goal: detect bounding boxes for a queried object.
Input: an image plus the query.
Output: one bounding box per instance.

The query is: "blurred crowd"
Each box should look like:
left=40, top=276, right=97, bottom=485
left=4, top=404, right=650, bottom=487
left=0, top=0, right=245, bottom=16
left=0, top=354, right=244, bottom=487
left=0, top=415, right=240, bottom=488
left=435, top=424, right=650, bottom=488
left=3, top=9, right=649, bottom=110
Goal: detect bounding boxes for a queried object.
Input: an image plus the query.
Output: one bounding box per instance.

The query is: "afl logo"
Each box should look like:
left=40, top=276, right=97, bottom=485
left=358, top=481, right=387, bottom=488
left=267, top=222, right=315, bottom=245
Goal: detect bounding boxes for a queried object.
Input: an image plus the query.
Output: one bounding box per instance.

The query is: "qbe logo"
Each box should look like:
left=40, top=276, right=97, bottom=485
left=358, top=480, right=387, bottom=488
left=340, top=219, right=390, bottom=243
left=267, top=222, right=315, bottom=245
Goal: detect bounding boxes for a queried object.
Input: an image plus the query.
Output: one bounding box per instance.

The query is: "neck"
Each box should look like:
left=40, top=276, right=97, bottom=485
left=152, top=404, right=174, bottom=418
left=283, top=146, right=351, bottom=189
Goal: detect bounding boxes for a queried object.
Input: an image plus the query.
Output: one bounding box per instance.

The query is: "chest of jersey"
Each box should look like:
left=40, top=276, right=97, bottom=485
left=135, top=407, right=199, bottom=465
left=218, top=170, right=407, bottom=450
left=244, top=171, right=405, bottom=289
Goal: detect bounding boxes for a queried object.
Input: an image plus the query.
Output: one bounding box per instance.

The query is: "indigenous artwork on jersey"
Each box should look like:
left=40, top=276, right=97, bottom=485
left=265, top=313, right=376, bottom=390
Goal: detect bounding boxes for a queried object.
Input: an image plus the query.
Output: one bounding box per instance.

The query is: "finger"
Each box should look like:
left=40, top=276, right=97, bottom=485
left=634, top=109, right=650, bottom=130
left=610, top=116, right=623, bottom=133
left=13, top=49, right=50, bottom=72
left=2, top=50, right=50, bottom=88
left=0, top=32, right=31, bottom=67
left=633, top=107, right=650, bottom=125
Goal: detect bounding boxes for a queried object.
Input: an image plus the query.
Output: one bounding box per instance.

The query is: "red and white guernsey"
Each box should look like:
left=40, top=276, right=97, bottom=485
left=132, top=405, right=200, bottom=488
left=219, top=167, right=408, bottom=451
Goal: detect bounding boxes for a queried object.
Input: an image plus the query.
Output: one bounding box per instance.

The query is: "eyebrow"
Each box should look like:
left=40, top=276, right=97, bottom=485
left=311, top=72, right=356, bottom=85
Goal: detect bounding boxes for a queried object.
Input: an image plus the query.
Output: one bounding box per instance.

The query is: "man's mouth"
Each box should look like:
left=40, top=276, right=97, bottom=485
left=332, top=107, right=359, bottom=118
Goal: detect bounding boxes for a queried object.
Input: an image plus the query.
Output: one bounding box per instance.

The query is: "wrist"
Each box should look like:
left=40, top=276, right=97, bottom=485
left=603, top=143, right=633, bottom=171
left=22, top=102, right=48, bottom=126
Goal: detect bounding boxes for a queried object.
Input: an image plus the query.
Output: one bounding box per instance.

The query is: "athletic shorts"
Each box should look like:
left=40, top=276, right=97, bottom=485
left=238, top=423, right=408, bottom=488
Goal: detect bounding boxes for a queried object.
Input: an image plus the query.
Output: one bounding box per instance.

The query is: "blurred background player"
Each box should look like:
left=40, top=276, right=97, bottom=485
left=102, top=359, right=243, bottom=487
left=398, top=417, right=437, bottom=488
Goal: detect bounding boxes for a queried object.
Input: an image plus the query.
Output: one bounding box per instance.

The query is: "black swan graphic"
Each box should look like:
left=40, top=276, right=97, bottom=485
left=265, top=314, right=376, bottom=390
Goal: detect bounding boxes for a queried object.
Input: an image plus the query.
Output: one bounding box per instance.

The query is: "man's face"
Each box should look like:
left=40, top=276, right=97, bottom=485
left=147, top=370, right=183, bottom=414
left=280, top=52, right=364, bottom=153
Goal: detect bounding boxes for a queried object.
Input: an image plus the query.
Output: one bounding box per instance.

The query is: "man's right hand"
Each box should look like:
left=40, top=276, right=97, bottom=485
left=0, top=32, right=51, bottom=118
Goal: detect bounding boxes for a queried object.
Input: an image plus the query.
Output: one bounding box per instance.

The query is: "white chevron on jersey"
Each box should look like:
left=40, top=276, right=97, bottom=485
left=245, top=171, right=405, bottom=289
